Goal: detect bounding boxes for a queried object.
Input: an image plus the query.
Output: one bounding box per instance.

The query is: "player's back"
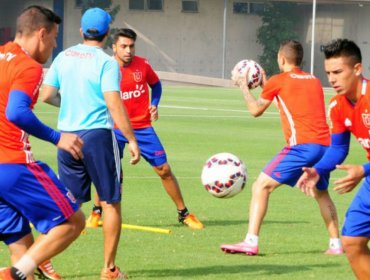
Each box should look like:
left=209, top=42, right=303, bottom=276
left=0, top=42, right=42, bottom=164
left=44, top=43, right=120, bottom=132
left=262, top=68, right=330, bottom=146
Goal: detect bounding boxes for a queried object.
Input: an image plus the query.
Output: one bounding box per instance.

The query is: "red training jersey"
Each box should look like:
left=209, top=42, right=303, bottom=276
left=117, top=56, right=159, bottom=129
left=0, top=42, right=42, bottom=163
left=328, top=79, right=370, bottom=160
left=261, top=68, right=330, bottom=146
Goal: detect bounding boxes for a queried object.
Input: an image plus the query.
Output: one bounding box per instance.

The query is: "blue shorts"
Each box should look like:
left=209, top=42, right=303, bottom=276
left=58, top=129, right=121, bottom=204
left=0, top=199, right=31, bottom=245
left=114, top=127, right=167, bottom=167
left=342, top=176, right=370, bottom=237
left=0, top=161, right=79, bottom=242
left=263, top=144, right=329, bottom=190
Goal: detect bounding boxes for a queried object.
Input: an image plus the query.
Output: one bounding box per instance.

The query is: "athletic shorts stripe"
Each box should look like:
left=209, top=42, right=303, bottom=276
left=111, top=130, right=121, bottom=183
left=264, top=146, right=291, bottom=176
left=27, top=163, right=74, bottom=218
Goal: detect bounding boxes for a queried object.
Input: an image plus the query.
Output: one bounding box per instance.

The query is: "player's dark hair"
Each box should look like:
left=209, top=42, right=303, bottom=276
left=83, top=32, right=107, bottom=42
left=113, top=28, right=137, bottom=44
left=323, top=39, right=362, bottom=65
left=16, top=5, right=61, bottom=36
left=279, top=40, right=303, bottom=66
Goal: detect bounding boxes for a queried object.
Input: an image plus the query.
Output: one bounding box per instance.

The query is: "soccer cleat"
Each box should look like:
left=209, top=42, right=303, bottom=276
left=36, top=260, right=62, bottom=280
left=100, top=266, right=127, bottom=280
left=86, top=212, right=101, bottom=228
left=220, top=241, right=259, bottom=256
left=179, top=213, right=204, bottom=230
left=324, top=247, right=344, bottom=255
left=0, top=268, right=14, bottom=280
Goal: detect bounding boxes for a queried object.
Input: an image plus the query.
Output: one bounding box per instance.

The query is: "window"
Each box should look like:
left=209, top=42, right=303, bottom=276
left=182, top=0, right=198, bottom=13
left=75, top=0, right=83, bottom=8
left=148, top=0, right=163, bottom=10
left=233, top=2, right=264, bottom=15
left=129, top=0, right=163, bottom=11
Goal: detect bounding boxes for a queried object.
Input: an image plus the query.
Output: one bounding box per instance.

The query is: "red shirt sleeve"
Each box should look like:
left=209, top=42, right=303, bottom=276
left=260, top=74, right=283, bottom=101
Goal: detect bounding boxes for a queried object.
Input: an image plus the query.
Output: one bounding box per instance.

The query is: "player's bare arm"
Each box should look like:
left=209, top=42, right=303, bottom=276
left=41, top=84, right=61, bottom=107
left=149, top=105, right=158, bottom=122
left=239, top=80, right=271, bottom=117
left=333, top=164, right=364, bottom=194
left=104, top=91, right=140, bottom=164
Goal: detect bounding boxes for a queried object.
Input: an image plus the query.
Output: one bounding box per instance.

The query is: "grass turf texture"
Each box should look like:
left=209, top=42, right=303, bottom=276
left=0, top=86, right=362, bottom=279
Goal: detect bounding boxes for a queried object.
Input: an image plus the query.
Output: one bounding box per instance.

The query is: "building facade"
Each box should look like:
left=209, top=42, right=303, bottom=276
left=1, top=0, right=370, bottom=86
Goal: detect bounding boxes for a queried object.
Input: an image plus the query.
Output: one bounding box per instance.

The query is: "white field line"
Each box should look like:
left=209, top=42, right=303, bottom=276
left=37, top=104, right=280, bottom=118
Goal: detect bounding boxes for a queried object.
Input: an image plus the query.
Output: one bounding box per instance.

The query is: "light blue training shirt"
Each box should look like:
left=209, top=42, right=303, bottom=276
left=43, top=44, right=120, bottom=131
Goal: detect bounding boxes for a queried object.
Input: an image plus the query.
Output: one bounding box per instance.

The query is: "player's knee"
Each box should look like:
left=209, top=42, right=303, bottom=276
left=155, top=164, right=172, bottom=179
left=69, top=210, right=86, bottom=235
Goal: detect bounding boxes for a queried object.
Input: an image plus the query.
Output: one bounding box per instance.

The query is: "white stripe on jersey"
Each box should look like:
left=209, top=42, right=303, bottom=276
left=276, top=96, right=297, bottom=146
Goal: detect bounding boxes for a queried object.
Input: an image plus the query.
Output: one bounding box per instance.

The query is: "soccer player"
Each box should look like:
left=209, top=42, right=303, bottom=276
left=41, top=8, right=140, bottom=280
left=85, top=28, right=204, bottom=230
left=0, top=5, right=85, bottom=280
left=297, top=39, right=370, bottom=279
left=220, top=40, right=342, bottom=256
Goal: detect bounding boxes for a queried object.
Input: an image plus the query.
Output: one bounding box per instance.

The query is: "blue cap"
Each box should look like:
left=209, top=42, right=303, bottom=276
left=81, top=7, right=112, bottom=37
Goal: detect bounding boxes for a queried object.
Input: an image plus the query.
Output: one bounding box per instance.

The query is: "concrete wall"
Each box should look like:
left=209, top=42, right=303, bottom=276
left=2, top=1, right=370, bottom=86
left=63, top=0, right=262, bottom=80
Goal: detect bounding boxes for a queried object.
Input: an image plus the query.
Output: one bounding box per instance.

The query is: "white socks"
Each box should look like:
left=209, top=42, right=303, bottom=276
left=244, top=233, right=259, bottom=246
left=14, top=254, right=37, bottom=278
left=329, top=238, right=342, bottom=249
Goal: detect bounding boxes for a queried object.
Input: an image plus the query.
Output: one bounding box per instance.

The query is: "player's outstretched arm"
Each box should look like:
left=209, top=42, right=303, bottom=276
left=296, top=167, right=320, bottom=197
left=40, top=84, right=61, bottom=107
left=104, top=91, right=140, bottom=165
left=333, top=164, right=365, bottom=194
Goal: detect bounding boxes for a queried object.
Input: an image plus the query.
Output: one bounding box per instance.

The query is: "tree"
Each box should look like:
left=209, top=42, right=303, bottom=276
left=79, top=0, right=120, bottom=49
left=256, top=2, right=300, bottom=75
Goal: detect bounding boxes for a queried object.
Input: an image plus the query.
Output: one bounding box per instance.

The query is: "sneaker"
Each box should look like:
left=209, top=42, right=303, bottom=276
left=0, top=268, right=14, bottom=280
left=220, top=241, right=259, bottom=256
left=100, top=266, right=127, bottom=280
left=86, top=212, right=101, bottom=228
left=36, top=260, right=62, bottom=280
left=325, top=247, right=344, bottom=255
left=179, top=213, right=204, bottom=230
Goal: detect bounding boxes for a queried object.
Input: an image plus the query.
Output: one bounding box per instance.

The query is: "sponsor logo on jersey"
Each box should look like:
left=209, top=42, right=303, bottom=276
left=120, top=84, right=145, bottom=100
left=358, top=137, right=370, bottom=149
left=0, top=51, right=16, bottom=61
left=133, top=71, right=142, bottom=82
left=362, top=113, right=370, bottom=128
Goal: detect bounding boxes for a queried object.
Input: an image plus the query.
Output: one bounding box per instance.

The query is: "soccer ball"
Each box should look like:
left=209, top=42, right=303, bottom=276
left=231, top=59, right=263, bottom=89
left=201, top=153, right=247, bottom=198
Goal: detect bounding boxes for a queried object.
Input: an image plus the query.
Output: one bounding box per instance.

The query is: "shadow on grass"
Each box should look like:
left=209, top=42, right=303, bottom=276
left=129, top=263, right=338, bottom=278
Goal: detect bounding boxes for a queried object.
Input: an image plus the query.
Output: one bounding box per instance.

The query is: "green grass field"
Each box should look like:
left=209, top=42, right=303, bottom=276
left=0, top=86, right=365, bottom=279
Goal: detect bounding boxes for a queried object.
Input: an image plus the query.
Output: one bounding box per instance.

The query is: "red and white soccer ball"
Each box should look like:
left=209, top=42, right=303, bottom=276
left=231, top=59, right=263, bottom=89
left=201, top=153, right=247, bottom=198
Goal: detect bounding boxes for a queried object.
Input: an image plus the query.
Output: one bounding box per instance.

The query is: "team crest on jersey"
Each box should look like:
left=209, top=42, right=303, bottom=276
left=133, top=71, right=142, bottom=82
left=362, top=113, right=370, bottom=128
